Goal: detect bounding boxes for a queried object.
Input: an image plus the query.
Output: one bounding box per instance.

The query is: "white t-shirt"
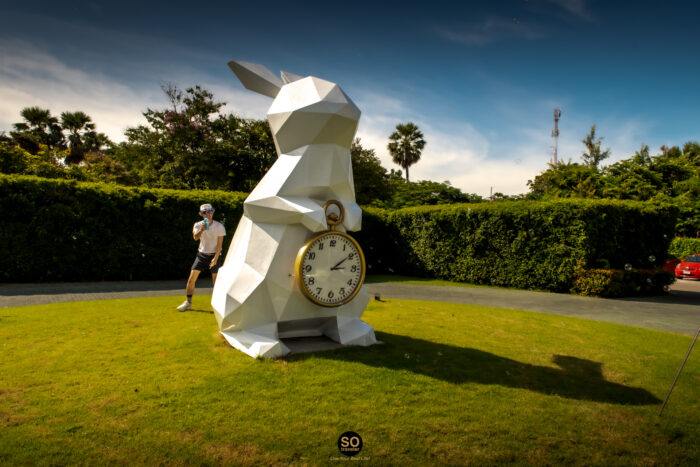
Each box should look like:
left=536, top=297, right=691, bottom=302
left=193, top=220, right=226, bottom=254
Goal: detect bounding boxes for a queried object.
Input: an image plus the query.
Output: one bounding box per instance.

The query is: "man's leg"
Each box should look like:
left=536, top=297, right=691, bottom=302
left=186, top=269, right=201, bottom=296
left=178, top=269, right=201, bottom=311
left=211, top=256, right=221, bottom=285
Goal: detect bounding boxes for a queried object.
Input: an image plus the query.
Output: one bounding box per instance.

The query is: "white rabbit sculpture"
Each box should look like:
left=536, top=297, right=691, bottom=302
left=211, top=60, right=377, bottom=358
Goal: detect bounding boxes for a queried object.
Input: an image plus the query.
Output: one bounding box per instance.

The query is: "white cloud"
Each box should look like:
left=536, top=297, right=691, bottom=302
left=544, top=113, right=654, bottom=166
left=0, top=40, right=160, bottom=142
left=205, top=82, right=270, bottom=120
left=355, top=90, right=660, bottom=198
left=355, top=95, right=538, bottom=197
left=595, top=119, right=653, bottom=162
left=0, top=40, right=278, bottom=142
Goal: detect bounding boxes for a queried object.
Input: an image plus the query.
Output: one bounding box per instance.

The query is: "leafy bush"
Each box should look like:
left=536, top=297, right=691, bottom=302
left=0, top=143, right=66, bottom=179
left=571, top=260, right=674, bottom=298
left=0, top=174, right=246, bottom=282
left=668, top=237, right=700, bottom=260
left=371, top=179, right=484, bottom=209
left=355, top=199, right=677, bottom=294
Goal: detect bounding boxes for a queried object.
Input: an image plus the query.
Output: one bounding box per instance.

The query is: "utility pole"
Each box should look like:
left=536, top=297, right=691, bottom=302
left=552, top=108, right=562, bottom=166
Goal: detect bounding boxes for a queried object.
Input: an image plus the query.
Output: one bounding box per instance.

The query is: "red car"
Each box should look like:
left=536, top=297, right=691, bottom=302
left=675, top=254, right=700, bottom=279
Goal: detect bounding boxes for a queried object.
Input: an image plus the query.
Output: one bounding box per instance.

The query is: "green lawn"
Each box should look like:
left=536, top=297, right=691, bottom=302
left=1, top=296, right=698, bottom=465
left=366, top=274, right=553, bottom=293
left=366, top=274, right=504, bottom=288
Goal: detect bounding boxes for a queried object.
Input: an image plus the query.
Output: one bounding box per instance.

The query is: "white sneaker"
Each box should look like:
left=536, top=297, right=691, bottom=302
left=177, top=301, right=192, bottom=312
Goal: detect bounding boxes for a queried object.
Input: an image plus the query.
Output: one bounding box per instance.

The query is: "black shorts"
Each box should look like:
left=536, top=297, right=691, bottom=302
left=191, top=252, right=221, bottom=273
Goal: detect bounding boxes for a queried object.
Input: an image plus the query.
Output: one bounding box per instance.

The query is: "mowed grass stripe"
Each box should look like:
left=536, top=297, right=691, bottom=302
left=0, top=296, right=698, bottom=465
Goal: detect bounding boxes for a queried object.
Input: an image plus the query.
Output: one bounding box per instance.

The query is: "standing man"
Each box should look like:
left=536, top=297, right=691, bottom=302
left=177, top=203, right=226, bottom=311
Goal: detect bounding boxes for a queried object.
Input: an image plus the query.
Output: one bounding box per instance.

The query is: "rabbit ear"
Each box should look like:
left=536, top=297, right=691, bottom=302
left=280, top=70, right=304, bottom=84
left=228, top=60, right=283, bottom=98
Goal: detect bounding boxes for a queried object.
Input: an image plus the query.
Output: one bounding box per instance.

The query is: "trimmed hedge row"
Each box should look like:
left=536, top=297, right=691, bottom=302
left=0, top=175, right=246, bottom=282
left=354, top=200, right=677, bottom=293
left=669, top=237, right=700, bottom=260
left=0, top=175, right=679, bottom=296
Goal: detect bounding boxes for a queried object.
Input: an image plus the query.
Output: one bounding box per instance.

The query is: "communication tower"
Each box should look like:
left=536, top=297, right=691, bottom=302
left=552, top=108, right=562, bottom=166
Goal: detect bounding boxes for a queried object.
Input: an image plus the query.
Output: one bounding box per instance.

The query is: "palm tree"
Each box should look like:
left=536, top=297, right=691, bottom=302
left=581, top=125, right=610, bottom=169
left=61, top=111, right=95, bottom=164
left=387, top=122, right=426, bottom=182
left=13, top=107, right=65, bottom=150
left=19, top=107, right=51, bottom=132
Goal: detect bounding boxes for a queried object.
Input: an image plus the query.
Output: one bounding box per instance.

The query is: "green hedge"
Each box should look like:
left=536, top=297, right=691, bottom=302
left=0, top=175, right=680, bottom=296
left=354, top=200, right=678, bottom=293
left=0, top=175, right=246, bottom=282
left=668, top=237, right=700, bottom=260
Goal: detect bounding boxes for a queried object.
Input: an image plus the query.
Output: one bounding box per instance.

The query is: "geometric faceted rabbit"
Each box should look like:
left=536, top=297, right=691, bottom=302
left=211, top=60, right=377, bottom=358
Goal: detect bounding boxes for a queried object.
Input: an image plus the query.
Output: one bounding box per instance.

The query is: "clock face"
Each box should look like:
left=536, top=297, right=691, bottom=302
left=296, top=232, right=365, bottom=306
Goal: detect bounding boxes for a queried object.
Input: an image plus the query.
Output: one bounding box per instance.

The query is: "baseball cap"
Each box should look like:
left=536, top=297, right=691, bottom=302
left=199, top=203, right=215, bottom=213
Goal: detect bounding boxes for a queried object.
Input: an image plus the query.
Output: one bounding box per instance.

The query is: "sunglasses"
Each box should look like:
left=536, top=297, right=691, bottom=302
left=200, top=210, right=214, bottom=215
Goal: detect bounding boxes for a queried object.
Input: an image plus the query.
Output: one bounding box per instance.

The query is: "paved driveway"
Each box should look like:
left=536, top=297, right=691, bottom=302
left=366, top=280, right=700, bottom=336
left=1, top=278, right=698, bottom=335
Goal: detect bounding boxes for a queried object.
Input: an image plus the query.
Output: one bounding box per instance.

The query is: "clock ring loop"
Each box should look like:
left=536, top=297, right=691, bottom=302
left=323, top=200, right=345, bottom=229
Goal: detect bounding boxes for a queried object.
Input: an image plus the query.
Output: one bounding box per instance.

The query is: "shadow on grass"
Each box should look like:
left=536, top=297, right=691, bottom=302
left=186, top=308, right=214, bottom=314
left=286, top=331, right=660, bottom=405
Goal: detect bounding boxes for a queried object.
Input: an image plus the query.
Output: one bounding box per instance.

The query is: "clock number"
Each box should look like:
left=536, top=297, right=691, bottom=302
left=305, top=265, right=312, bottom=272
left=343, top=244, right=346, bottom=251
left=308, top=277, right=315, bottom=285
left=340, top=287, right=345, bottom=295
left=316, top=287, right=322, bottom=295
left=351, top=265, right=357, bottom=272
left=328, top=291, right=334, bottom=299
left=330, top=239, right=336, bottom=248
left=308, top=252, right=315, bottom=260
left=349, top=253, right=354, bottom=260
left=347, top=279, right=353, bottom=286
left=318, top=242, right=324, bottom=250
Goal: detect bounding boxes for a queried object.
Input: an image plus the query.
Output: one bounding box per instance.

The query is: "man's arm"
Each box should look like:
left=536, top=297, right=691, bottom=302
left=193, top=222, right=205, bottom=241
left=210, top=236, right=224, bottom=267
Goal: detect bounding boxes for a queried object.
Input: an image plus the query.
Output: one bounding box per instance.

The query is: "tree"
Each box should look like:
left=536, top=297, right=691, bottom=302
left=216, top=116, right=277, bottom=192
left=350, top=138, right=392, bottom=205
left=11, top=107, right=65, bottom=153
left=118, top=85, right=225, bottom=188
left=60, top=111, right=110, bottom=164
left=580, top=125, right=610, bottom=169
left=632, top=143, right=652, bottom=167
left=527, top=161, right=602, bottom=199
left=682, top=141, right=700, bottom=165
left=81, top=152, right=138, bottom=185
left=387, top=122, right=426, bottom=182
left=0, top=138, right=66, bottom=178
left=660, top=144, right=682, bottom=159
left=602, top=158, right=661, bottom=200
left=377, top=179, right=482, bottom=209
left=115, top=84, right=276, bottom=191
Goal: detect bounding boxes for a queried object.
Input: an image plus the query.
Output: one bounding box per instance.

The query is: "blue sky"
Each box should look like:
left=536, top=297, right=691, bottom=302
left=2, top=0, right=699, bottom=196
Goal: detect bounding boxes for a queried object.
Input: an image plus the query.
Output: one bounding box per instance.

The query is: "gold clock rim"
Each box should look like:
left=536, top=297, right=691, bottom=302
left=294, top=230, right=366, bottom=307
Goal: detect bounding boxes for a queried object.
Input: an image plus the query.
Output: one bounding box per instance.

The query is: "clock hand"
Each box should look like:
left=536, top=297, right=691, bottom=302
left=331, top=257, right=348, bottom=270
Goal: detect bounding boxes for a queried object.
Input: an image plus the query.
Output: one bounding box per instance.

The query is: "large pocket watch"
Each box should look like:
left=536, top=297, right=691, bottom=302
left=294, top=200, right=366, bottom=307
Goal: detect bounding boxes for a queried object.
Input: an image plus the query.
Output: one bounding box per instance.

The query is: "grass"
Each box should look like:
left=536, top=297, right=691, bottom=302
left=366, top=274, right=504, bottom=288
left=365, top=274, right=554, bottom=293
left=1, top=296, right=698, bottom=465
